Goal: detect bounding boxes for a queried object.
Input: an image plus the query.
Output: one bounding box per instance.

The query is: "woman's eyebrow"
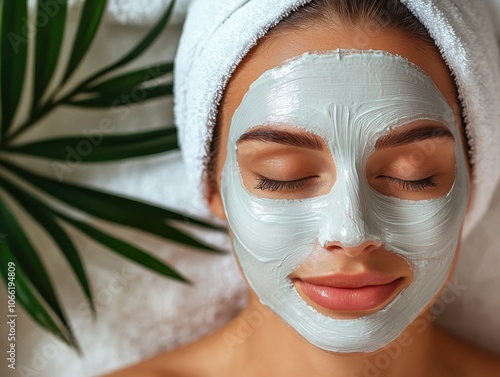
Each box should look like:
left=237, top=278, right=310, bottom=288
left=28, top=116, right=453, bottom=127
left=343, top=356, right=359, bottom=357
left=375, top=125, right=454, bottom=150
left=237, top=128, right=324, bottom=150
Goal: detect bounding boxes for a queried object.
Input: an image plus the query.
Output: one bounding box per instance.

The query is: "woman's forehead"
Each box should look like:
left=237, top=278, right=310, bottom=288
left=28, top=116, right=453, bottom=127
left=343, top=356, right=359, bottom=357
left=244, top=50, right=446, bottom=109
left=229, top=50, right=457, bottom=146
left=222, top=25, right=461, bottom=129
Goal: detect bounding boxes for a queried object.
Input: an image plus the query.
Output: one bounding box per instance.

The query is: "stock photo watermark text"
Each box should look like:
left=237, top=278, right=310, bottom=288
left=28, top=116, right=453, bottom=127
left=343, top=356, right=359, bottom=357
left=5, top=261, right=17, bottom=370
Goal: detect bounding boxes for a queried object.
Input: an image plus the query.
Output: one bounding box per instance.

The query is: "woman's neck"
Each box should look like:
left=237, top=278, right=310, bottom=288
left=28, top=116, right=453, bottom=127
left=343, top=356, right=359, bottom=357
left=223, top=293, right=441, bottom=377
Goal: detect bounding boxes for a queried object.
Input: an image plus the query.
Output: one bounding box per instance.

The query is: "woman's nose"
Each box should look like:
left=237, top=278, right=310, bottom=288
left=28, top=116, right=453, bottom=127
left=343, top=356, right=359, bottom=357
left=323, top=240, right=382, bottom=258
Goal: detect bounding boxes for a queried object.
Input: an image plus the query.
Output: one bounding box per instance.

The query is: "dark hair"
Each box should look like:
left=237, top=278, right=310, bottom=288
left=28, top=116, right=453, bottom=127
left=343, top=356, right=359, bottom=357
left=263, top=0, right=436, bottom=47
left=206, top=0, right=463, bottom=198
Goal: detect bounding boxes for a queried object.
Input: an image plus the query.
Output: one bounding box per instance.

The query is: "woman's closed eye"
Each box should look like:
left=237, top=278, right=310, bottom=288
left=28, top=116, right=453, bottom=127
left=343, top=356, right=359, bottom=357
left=366, top=132, right=456, bottom=199
left=254, top=175, right=439, bottom=193
left=237, top=140, right=334, bottom=198
left=254, top=176, right=317, bottom=191
left=379, top=175, right=439, bottom=191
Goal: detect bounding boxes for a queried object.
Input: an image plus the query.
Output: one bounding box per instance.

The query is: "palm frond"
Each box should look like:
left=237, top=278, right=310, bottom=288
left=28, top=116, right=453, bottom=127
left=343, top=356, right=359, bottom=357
left=61, top=0, right=107, bottom=84
left=0, top=0, right=226, bottom=354
left=0, top=196, right=80, bottom=351
left=1, top=127, right=179, bottom=162
left=32, top=0, right=68, bottom=115
left=0, top=0, right=28, bottom=136
left=0, top=240, right=80, bottom=351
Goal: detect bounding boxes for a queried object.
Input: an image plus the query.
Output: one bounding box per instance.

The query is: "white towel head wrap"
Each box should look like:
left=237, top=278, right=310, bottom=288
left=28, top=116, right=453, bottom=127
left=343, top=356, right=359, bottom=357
left=174, top=0, right=500, bottom=238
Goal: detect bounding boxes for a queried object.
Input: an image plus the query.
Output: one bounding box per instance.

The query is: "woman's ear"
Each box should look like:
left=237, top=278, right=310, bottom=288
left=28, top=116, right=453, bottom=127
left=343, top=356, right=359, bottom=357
left=208, top=186, right=227, bottom=221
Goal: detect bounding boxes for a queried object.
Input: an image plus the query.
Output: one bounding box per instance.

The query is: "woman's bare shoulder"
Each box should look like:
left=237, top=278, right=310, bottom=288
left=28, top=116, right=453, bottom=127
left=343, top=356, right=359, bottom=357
left=436, top=325, right=500, bottom=376
left=99, top=346, right=206, bottom=377
left=100, top=328, right=233, bottom=377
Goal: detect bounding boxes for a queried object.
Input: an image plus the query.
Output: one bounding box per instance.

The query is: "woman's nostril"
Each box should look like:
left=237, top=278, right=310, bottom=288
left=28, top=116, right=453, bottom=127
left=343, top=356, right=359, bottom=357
left=324, top=240, right=381, bottom=257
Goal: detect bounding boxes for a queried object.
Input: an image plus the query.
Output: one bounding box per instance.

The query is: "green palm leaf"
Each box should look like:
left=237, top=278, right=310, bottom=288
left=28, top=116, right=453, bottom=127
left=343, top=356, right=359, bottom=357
left=61, top=0, right=107, bottom=84
left=3, top=0, right=176, bottom=142
left=32, top=0, right=68, bottom=114
left=58, top=213, right=191, bottom=284
left=0, top=0, right=219, bottom=353
left=0, top=0, right=28, bottom=136
left=80, top=0, right=176, bottom=89
left=0, top=174, right=189, bottom=285
left=0, top=159, right=225, bottom=250
left=1, top=127, right=178, bottom=161
left=0, top=175, right=95, bottom=315
left=67, top=83, right=173, bottom=108
left=0, top=240, right=79, bottom=351
left=0, top=195, right=79, bottom=350
left=81, top=63, right=173, bottom=93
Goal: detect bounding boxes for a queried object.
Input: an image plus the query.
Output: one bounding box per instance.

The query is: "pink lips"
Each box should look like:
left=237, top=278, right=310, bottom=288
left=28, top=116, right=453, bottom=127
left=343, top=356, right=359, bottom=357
left=294, top=274, right=403, bottom=312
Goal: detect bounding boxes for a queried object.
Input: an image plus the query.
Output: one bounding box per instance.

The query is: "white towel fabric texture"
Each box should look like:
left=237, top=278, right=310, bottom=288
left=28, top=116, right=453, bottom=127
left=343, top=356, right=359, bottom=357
left=174, top=0, right=500, bottom=240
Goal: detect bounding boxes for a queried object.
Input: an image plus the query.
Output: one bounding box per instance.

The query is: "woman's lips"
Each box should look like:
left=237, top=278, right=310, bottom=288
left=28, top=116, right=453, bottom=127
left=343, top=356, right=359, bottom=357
left=294, top=274, right=403, bottom=312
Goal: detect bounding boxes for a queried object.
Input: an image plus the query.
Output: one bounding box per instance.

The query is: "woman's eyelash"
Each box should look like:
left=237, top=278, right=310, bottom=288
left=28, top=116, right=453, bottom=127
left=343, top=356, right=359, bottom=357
left=383, top=176, right=438, bottom=191
left=254, top=176, right=438, bottom=192
left=254, top=177, right=312, bottom=191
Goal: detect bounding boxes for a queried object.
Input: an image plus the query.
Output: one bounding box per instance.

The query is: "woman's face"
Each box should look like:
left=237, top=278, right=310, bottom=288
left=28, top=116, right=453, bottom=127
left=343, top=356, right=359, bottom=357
left=208, top=25, right=470, bottom=352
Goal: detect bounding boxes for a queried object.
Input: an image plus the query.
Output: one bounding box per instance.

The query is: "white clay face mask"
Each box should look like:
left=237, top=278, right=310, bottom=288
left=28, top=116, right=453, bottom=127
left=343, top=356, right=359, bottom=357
left=220, top=50, right=469, bottom=353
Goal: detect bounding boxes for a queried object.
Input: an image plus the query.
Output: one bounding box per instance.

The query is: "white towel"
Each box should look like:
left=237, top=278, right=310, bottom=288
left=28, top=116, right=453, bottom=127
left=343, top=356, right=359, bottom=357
left=174, top=0, right=500, bottom=240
